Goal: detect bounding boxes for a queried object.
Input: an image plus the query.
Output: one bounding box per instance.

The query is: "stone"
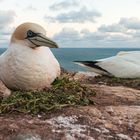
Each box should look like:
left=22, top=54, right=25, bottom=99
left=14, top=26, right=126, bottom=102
left=12, top=134, right=42, bottom=140
left=73, top=71, right=98, bottom=81
left=134, top=122, right=140, bottom=132
left=104, top=122, right=118, bottom=131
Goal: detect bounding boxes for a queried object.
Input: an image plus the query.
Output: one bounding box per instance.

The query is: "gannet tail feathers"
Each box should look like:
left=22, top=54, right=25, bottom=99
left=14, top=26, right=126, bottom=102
left=74, top=61, right=111, bottom=76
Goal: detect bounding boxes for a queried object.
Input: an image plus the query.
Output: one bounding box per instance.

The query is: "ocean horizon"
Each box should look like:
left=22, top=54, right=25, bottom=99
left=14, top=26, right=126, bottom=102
left=1, top=48, right=140, bottom=72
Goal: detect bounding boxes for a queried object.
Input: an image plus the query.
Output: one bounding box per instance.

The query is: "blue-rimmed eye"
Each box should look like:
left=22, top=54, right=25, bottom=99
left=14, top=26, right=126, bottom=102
left=27, top=30, right=34, bottom=37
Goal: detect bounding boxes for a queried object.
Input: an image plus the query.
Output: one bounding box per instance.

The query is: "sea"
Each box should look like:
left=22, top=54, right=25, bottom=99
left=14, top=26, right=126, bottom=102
left=0, top=48, right=140, bottom=72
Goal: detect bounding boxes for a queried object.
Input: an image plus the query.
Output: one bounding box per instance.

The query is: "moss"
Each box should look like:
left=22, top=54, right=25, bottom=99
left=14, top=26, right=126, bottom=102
left=0, top=76, right=95, bottom=115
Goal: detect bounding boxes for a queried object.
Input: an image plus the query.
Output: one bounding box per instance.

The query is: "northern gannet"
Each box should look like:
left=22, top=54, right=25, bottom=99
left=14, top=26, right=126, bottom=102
left=0, top=22, right=60, bottom=90
left=74, top=51, right=140, bottom=78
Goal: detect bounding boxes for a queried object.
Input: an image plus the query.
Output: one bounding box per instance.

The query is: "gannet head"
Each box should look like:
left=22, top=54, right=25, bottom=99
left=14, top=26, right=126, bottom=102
left=11, top=22, right=58, bottom=48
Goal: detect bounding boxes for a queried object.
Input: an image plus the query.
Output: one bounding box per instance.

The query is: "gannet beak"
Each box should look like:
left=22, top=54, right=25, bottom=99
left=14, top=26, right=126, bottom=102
left=28, top=34, right=58, bottom=48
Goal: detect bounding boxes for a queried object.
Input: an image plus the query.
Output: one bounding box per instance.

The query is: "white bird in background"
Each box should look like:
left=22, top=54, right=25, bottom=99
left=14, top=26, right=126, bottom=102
left=0, top=22, right=60, bottom=91
left=74, top=51, right=140, bottom=78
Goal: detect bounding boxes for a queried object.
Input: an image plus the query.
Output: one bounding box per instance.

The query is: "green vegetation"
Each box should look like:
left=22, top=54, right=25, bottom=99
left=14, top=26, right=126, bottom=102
left=0, top=76, right=95, bottom=114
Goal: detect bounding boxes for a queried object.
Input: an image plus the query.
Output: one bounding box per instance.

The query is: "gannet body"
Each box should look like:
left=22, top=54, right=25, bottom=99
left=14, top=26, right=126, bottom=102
left=74, top=51, right=140, bottom=78
left=0, top=23, right=60, bottom=90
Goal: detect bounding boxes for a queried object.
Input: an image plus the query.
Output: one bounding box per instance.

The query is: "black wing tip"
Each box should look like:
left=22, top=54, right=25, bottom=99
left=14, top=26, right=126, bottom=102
left=74, top=60, right=110, bottom=75
left=73, top=61, right=98, bottom=64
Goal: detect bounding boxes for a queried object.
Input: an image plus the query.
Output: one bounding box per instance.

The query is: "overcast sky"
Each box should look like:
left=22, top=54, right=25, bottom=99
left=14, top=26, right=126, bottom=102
left=1, top=0, right=140, bottom=48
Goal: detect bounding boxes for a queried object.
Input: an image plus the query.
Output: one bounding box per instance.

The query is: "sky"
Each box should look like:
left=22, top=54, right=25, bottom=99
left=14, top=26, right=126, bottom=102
left=1, top=0, right=140, bottom=48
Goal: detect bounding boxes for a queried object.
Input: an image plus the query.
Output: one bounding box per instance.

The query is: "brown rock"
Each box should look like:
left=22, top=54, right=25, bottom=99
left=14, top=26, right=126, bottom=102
left=90, top=84, right=140, bottom=106
left=104, top=122, right=118, bottom=131
left=73, top=71, right=98, bottom=81
left=135, top=122, right=140, bottom=132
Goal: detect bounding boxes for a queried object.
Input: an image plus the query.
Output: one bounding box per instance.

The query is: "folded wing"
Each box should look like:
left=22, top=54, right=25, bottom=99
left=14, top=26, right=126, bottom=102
left=74, top=51, right=140, bottom=78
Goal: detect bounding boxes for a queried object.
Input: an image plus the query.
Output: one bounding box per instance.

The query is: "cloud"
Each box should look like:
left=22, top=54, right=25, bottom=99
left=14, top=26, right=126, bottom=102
left=98, top=23, right=127, bottom=33
left=0, top=10, right=16, bottom=47
left=99, top=17, right=140, bottom=34
left=25, top=5, right=37, bottom=11
left=81, top=29, right=106, bottom=41
left=53, top=26, right=140, bottom=48
left=52, top=16, right=140, bottom=48
left=45, top=7, right=101, bottom=23
left=50, top=0, right=78, bottom=11
left=53, top=28, right=106, bottom=48
left=128, top=30, right=140, bottom=38
left=98, top=17, right=140, bottom=47
left=0, top=10, right=15, bottom=28
left=53, top=28, right=81, bottom=48
left=119, top=17, right=140, bottom=30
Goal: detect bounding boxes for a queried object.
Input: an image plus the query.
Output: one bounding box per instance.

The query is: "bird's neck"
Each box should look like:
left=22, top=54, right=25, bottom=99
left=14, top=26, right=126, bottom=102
left=8, top=43, right=52, bottom=59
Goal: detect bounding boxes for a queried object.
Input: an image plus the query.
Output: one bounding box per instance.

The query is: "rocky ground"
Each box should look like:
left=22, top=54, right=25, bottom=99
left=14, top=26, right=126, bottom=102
left=0, top=71, right=140, bottom=140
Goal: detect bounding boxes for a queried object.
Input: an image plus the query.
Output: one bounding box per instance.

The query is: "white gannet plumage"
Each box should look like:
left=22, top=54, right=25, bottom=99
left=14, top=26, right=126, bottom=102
left=74, top=51, right=140, bottom=78
left=0, top=22, right=60, bottom=90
